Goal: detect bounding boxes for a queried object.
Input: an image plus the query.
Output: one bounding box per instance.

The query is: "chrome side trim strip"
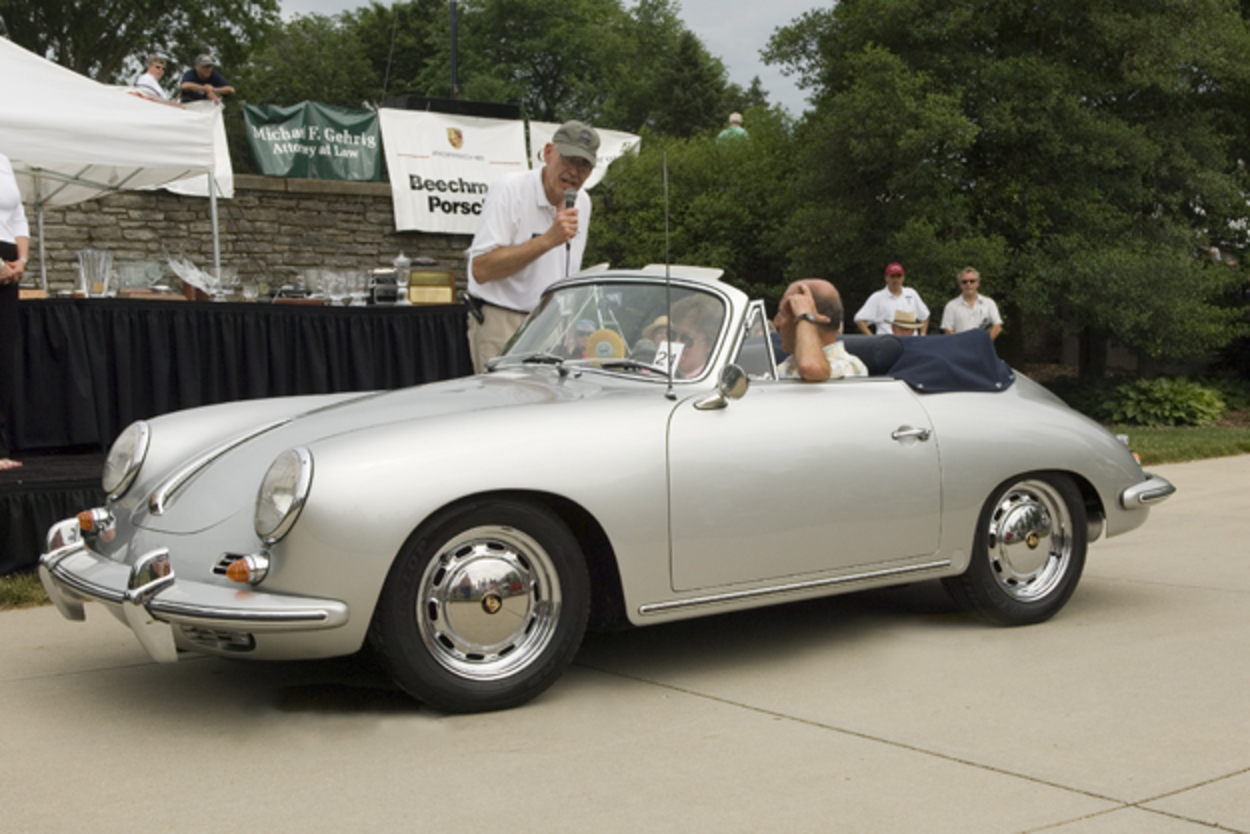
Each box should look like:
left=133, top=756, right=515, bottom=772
left=638, top=560, right=951, bottom=616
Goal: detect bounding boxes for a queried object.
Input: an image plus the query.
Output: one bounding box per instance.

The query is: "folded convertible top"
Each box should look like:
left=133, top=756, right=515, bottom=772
left=886, top=329, right=1015, bottom=393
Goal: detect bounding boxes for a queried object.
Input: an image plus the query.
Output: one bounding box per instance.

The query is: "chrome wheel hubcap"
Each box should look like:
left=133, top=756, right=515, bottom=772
left=985, top=480, right=1073, bottom=602
left=417, top=525, right=561, bottom=680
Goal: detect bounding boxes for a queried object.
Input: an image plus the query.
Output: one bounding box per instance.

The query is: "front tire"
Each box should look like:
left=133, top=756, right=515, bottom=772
left=370, top=500, right=590, bottom=713
left=943, top=473, right=1087, bottom=626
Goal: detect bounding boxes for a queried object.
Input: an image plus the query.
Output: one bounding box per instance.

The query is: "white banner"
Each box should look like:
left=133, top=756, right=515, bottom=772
left=380, top=109, right=527, bottom=233
left=527, top=121, right=641, bottom=191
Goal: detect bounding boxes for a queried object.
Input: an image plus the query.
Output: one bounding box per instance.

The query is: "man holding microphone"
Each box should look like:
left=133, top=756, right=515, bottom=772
left=465, top=120, right=600, bottom=373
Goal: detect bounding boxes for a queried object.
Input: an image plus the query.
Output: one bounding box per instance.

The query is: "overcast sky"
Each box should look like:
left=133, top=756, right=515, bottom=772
left=278, top=0, right=818, bottom=116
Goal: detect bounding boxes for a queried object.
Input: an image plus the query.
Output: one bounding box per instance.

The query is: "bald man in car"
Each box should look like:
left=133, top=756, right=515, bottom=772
left=772, top=279, right=867, bottom=381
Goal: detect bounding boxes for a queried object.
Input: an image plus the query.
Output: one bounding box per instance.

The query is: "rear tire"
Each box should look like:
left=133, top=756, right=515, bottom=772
left=943, top=473, right=1087, bottom=626
left=370, top=500, right=589, bottom=713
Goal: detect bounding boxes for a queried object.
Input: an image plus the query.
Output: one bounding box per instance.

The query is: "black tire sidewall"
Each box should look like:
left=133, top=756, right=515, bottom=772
left=370, top=499, right=590, bottom=713
left=949, top=473, right=1088, bottom=626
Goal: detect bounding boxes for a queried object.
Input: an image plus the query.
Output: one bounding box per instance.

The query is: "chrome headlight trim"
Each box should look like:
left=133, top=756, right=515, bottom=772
left=254, top=447, right=313, bottom=545
left=102, top=421, right=151, bottom=500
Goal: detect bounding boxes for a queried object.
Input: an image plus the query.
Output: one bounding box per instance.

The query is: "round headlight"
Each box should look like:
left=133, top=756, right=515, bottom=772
left=254, top=447, right=313, bottom=544
left=102, top=421, right=150, bottom=499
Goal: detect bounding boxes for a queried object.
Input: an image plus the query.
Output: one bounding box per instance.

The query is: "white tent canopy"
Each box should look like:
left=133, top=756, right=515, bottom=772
left=0, top=37, right=228, bottom=284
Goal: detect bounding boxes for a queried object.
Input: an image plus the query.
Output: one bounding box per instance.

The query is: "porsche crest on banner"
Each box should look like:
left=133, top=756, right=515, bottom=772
left=380, top=110, right=528, bottom=234
left=379, top=110, right=640, bottom=234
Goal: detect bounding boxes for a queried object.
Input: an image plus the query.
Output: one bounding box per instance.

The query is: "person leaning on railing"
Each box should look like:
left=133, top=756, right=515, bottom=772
left=179, top=53, right=235, bottom=104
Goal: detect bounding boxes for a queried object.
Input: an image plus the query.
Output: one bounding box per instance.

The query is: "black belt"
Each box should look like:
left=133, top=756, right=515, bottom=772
left=464, top=293, right=529, bottom=323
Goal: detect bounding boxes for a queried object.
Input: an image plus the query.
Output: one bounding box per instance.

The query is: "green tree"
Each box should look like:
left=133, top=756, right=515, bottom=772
left=417, top=0, right=631, bottom=121
left=0, top=0, right=278, bottom=83
left=342, top=0, right=446, bottom=102
left=767, top=0, right=1250, bottom=373
left=414, top=0, right=741, bottom=134
left=589, top=107, right=797, bottom=302
left=648, top=30, right=729, bottom=138
left=231, top=14, right=375, bottom=108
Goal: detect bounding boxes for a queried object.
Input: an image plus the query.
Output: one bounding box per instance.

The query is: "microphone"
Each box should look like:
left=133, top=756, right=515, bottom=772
left=563, top=188, right=577, bottom=276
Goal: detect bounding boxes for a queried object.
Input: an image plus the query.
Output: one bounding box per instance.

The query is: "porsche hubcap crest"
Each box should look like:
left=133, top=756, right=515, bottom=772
left=417, top=526, right=562, bottom=681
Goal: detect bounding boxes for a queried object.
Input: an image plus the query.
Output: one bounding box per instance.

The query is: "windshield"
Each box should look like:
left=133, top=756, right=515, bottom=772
left=498, top=281, right=728, bottom=380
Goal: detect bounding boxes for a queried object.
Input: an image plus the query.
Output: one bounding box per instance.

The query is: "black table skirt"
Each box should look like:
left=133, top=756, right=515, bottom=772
left=14, top=298, right=474, bottom=453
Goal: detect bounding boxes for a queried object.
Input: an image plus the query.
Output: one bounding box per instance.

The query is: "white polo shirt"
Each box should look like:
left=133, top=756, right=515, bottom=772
left=466, top=168, right=591, bottom=313
left=941, top=294, right=1002, bottom=333
left=854, top=286, right=930, bottom=335
left=0, top=153, right=30, bottom=243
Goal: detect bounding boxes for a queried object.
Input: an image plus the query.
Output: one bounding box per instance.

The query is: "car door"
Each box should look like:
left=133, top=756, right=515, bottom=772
left=667, top=377, right=941, bottom=591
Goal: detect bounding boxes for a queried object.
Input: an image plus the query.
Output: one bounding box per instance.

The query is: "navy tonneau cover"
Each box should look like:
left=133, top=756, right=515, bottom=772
left=886, top=329, right=1014, bottom=393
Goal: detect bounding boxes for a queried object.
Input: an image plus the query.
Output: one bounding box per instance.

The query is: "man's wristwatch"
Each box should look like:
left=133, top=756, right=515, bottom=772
left=797, top=313, right=819, bottom=325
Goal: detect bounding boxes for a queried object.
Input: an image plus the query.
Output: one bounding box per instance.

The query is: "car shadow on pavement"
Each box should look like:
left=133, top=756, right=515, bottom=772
left=577, top=579, right=973, bottom=676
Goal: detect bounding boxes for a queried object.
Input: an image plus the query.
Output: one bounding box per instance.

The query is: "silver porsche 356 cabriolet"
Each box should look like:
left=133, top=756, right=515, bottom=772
left=40, top=265, right=1175, bottom=712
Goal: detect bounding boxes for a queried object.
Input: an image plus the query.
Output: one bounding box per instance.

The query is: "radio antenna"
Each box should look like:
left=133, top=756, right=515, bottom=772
left=663, top=150, right=676, bottom=400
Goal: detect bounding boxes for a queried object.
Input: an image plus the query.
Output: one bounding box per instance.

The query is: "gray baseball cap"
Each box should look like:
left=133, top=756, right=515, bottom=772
left=552, top=120, right=599, bottom=166
left=195, top=53, right=216, bottom=67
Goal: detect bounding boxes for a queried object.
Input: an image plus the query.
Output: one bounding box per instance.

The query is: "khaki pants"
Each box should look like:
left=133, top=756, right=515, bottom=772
left=468, top=304, right=528, bottom=373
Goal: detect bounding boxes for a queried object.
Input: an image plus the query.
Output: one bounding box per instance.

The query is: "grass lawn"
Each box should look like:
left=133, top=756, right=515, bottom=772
left=0, top=571, right=49, bottom=610
left=4, top=424, right=1248, bottom=609
left=1113, top=425, right=1250, bottom=465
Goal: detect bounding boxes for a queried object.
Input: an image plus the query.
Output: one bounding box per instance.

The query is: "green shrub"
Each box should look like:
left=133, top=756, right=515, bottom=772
left=1103, top=378, right=1226, bottom=426
left=1043, top=376, right=1126, bottom=421
left=1198, top=376, right=1250, bottom=411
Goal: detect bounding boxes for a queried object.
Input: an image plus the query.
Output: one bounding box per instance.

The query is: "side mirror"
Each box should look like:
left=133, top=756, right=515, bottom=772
left=694, top=364, right=750, bottom=411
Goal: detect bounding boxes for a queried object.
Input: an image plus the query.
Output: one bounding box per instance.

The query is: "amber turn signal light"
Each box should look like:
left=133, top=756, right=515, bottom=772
left=224, top=554, right=269, bottom=585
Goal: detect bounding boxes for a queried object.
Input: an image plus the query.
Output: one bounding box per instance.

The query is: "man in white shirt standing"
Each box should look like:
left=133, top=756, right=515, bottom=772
left=854, top=262, right=930, bottom=337
left=940, top=267, right=1003, bottom=340
left=465, top=120, right=600, bottom=373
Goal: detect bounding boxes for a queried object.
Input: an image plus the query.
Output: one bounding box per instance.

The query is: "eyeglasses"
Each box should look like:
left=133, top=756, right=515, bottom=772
left=960, top=279, right=978, bottom=285
left=560, top=154, right=594, bottom=175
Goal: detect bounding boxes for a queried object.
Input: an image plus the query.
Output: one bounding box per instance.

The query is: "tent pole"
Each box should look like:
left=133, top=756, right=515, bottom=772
left=38, top=206, right=47, bottom=291
left=210, top=169, right=221, bottom=276
left=34, top=173, right=48, bottom=291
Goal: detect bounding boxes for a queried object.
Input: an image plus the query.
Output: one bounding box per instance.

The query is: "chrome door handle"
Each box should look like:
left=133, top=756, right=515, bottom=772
left=891, top=427, right=931, bottom=442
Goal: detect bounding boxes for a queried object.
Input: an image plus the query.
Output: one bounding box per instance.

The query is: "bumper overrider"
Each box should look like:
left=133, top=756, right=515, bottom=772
left=39, top=516, right=349, bottom=663
left=1120, top=472, right=1177, bottom=509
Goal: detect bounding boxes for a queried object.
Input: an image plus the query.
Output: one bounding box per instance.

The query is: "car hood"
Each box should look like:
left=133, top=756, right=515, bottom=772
left=134, top=369, right=616, bottom=534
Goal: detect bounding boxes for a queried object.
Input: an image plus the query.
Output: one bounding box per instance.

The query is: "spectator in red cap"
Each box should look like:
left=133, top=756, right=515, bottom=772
left=854, top=262, right=930, bottom=337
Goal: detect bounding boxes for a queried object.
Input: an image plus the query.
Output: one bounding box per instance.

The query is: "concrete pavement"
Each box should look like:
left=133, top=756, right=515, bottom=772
left=2, top=455, right=1247, bottom=833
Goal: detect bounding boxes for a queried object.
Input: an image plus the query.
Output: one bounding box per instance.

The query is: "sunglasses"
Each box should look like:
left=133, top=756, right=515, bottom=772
left=674, top=331, right=702, bottom=348
left=960, top=279, right=978, bottom=285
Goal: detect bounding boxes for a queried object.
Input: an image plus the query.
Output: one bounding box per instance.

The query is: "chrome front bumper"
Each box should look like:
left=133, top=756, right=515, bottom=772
left=39, top=517, right=350, bottom=664
left=1120, top=472, right=1177, bottom=509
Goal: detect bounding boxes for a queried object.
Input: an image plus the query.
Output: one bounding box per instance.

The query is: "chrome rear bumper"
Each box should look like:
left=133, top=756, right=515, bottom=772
left=39, top=517, right=350, bottom=664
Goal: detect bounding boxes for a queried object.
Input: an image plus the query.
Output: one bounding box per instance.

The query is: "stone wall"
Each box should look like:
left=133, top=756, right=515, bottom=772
left=24, top=175, right=472, bottom=293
